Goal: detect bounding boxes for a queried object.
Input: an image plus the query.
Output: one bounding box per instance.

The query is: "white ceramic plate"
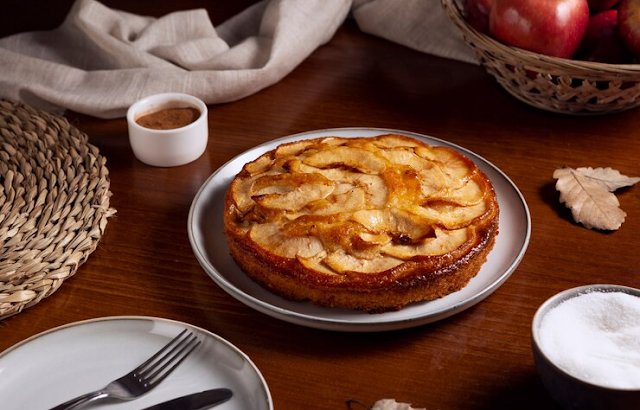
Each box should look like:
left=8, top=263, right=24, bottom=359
left=189, top=128, right=531, bottom=332
left=0, top=316, right=272, bottom=410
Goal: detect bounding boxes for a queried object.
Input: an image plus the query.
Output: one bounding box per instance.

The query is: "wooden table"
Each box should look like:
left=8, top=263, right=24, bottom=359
left=1, top=1, right=639, bottom=409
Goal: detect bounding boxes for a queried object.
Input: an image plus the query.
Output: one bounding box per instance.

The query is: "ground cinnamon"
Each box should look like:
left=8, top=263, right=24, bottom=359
left=136, top=107, right=200, bottom=130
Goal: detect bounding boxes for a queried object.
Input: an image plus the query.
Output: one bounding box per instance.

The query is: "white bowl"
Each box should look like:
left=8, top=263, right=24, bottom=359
left=532, top=284, right=640, bottom=410
left=127, top=93, right=208, bottom=167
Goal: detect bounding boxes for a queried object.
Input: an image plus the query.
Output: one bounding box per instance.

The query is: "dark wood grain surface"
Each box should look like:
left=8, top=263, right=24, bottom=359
left=1, top=2, right=639, bottom=409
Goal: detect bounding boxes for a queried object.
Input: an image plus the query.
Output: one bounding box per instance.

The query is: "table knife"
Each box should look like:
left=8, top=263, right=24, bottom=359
left=141, top=388, right=233, bottom=410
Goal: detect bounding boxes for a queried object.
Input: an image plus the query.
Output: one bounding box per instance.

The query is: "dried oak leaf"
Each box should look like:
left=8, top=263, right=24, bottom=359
left=553, top=166, right=640, bottom=231
left=347, top=399, right=426, bottom=410
left=575, top=167, right=640, bottom=192
left=371, top=399, right=426, bottom=410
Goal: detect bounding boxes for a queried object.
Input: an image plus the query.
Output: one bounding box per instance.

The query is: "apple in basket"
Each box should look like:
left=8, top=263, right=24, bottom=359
left=576, top=10, right=631, bottom=63
left=619, top=0, right=640, bottom=59
left=586, top=0, right=620, bottom=11
left=489, top=0, right=590, bottom=59
left=464, top=0, right=495, bottom=34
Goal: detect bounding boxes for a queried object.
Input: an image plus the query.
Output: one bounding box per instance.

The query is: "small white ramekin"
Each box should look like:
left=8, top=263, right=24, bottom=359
left=127, top=93, right=208, bottom=167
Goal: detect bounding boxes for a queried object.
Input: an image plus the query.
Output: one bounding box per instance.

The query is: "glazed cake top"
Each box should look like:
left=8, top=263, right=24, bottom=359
left=225, top=134, right=498, bottom=277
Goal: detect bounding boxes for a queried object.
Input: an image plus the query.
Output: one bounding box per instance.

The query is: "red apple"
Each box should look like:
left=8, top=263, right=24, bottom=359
left=586, top=0, right=620, bottom=12
left=489, top=0, right=590, bottom=59
left=619, top=0, right=640, bottom=59
left=464, top=0, right=495, bottom=34
left=577, top=10, right=631, bottom=63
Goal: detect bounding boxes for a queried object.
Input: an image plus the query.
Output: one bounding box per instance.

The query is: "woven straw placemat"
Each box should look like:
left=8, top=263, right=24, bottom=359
left=0, top=100, right=116, bottom=320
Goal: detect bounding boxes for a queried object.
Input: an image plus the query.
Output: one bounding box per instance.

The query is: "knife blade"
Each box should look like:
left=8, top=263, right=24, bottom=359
left=141, top=388, right=233, bottom=410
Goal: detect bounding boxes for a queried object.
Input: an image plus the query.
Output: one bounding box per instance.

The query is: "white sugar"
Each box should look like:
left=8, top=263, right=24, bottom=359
left=538, top=291, right=640, bottom=389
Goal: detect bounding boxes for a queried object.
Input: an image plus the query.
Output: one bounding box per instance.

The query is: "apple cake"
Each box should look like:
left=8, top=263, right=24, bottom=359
left=223, top=134, right=499, bottom=312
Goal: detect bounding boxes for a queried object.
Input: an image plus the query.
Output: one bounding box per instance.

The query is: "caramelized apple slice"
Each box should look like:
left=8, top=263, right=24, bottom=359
left=304, top=146, right=386, bottom=174
left=350, top=209, right=387, bottom=232
left=333, top=183, right=357, bottom=195
left=319, top=137, right=349, bottom=146
left=249, top=223, right=324, bottom=258
left=244, top=154, right=274, bottom=175
left=350, top=232, right=392, bottom=260
left=358, top=232, right=392, bottom=246
left=324, top=249, right=403, bottom=274
left=228, top=172, right=283, bottom=214
left=383, top=167, right=424, bottom=207
left=275, top=140, right=315, bottom=157
left=312, top=187, right=367, bottom=215
left=408, top=201, right=487, bottom=229
left=382, top=227, right=470, bottom=259
left=417, top=167, right=447, bottom=198
left=286, top=160, right=346, bottom=180
left=414, top=146, right=473, bottom=188
left=378, top=148, right=434, bottom=172
left=296, top=251, right=338, bottom=276
left=430, top=146, right=475, bottom=181
left=372, top=134, right=421, bottom=149
left=228, top=178, right=254, bottom=214
left=436, top=179, right=484, bottom=206
left=253, top=183, right=335, bottom=211
left=250, top=172, right=331, bottom=195
left=353, top=174, right=388, bottom=207
left=350, top=209, right=434, bottom=241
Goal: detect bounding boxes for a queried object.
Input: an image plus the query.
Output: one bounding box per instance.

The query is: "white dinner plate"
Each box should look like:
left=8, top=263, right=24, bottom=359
left=0, top=316, right=272, bottom=410
left=188, top=128, right=531, bottom=332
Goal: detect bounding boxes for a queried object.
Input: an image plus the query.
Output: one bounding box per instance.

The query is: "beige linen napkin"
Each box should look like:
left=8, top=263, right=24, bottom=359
left=0, top=0, right=474, bottom=118
left=353, top=0, right=476, bottom=64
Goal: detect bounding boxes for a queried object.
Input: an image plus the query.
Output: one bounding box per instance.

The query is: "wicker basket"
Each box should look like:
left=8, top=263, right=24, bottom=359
left=441, top=0, right=640, bottom=115
left=0, top=100, right=116, bottom=320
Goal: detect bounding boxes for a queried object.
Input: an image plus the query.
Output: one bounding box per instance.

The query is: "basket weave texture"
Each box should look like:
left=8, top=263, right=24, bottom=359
left=0, top=100, right=115, bottom=320
left=441, top=0, right=640, bottom=115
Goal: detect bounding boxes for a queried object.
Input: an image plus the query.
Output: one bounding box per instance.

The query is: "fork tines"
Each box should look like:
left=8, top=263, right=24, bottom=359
left=134, top=329, right=201, bottom=386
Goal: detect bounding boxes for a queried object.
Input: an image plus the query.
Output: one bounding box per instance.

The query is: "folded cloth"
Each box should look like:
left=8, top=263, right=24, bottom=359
left=352, top=0, right=476, bottom=64
left=0, top=0, right=475, bottom=118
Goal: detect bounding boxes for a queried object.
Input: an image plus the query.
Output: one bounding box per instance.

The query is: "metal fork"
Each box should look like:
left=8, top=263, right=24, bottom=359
left=50, top=329, right=201, bottom=410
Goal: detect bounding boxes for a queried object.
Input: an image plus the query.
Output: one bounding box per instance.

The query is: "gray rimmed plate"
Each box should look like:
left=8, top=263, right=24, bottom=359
left=0, top=316, right=272, bottom=410
left=188, top=128, right=531, bottom=332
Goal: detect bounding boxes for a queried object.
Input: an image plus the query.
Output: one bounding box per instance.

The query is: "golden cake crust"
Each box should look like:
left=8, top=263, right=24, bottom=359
left=223, top=134, right=499, bottom=312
